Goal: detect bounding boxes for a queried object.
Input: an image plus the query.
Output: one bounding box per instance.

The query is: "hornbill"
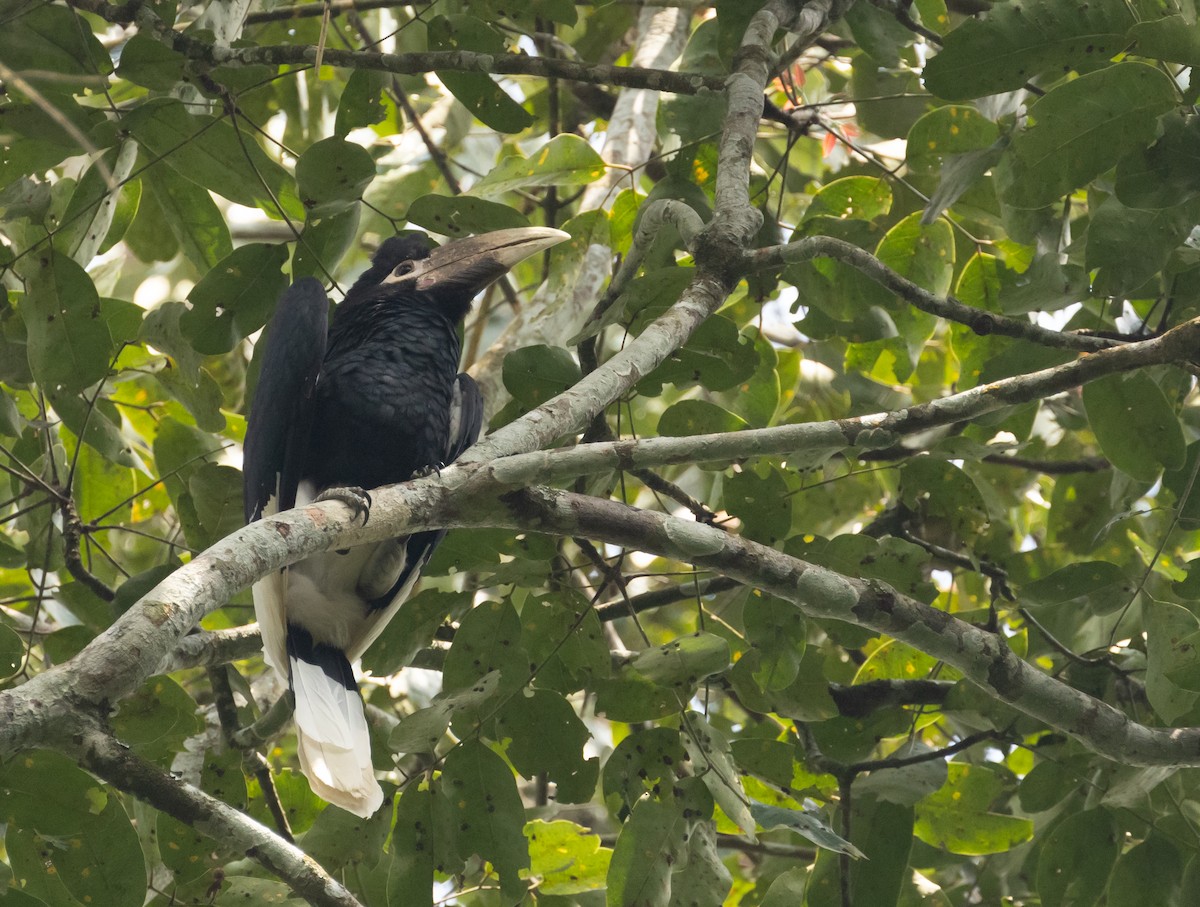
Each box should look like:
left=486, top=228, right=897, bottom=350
left=243, top=227, right=569, bottom=816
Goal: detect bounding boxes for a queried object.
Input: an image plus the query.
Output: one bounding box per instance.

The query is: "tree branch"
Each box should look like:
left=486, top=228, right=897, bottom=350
left=69, top=0, right=727, bottom=95
left=65, top=725, right=362, bottom=907
left=750, top=236, right=1118, bottom=352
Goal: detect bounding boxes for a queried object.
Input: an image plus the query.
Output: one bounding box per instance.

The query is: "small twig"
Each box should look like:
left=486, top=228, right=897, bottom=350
left=982, top=454, right=1111, bottom=475
left=61, top=497, right=116, bottom=603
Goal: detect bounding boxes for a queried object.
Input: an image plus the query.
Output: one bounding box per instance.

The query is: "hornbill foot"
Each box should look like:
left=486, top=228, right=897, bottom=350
left=409, top=463, right=443, bottom=480
left=315, top=486, right=373, bottom=526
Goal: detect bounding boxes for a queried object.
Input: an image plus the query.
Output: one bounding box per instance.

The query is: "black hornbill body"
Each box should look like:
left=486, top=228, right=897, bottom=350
left=243, top=227, right=568, bottom=816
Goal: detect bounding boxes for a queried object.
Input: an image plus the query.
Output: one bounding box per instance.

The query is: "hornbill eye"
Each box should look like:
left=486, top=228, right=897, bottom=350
left=392, top=261, right=415, bottom=278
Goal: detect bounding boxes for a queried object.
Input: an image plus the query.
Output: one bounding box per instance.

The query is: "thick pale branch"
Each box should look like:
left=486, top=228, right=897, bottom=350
left=484, top=486, right=1200, bottom=765
left=482, top=315, right=1200, bottom=486
left=751, top=237, right=1117, bottom=352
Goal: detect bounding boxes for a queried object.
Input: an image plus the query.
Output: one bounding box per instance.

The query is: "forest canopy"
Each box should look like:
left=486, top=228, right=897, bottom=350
left=3, top=0, right=1200, bottom=905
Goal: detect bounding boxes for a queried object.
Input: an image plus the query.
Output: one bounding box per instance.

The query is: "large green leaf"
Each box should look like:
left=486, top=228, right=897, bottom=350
left=141, top=162, right=234, bottom=272
left=523, top=819, right=611, bottom=895
left=21, top=250, right=115, bottom=392
left=997, top=63, right=1178, bottom=209
left=1087, top=196, right=1200, bottom=296
left=427, top=16, right=533, bottom=133
left=440, top=741, right=530, bottom=903
left=295, top=137, right=376, bottom=218
left=471, top=135, right=606, bottom=198
left=123, top=98, right=304, bottom=220
left=407, top=194, right=531, bottom=238
left=923, top=0, right=1135, bottom=100
left=1082, top=371, right=1185, bottom=482
left=1116, top=114, right=1200, bottom=209
left=1036, top=809, right=1120, bottom=907
left=0, top=3, right=113, bottom=79
left=181, top=243, right=289, bottom=355
left=914, top=763, right=1034, bottom=855
left=1147, top=600, right=1200, bottom=719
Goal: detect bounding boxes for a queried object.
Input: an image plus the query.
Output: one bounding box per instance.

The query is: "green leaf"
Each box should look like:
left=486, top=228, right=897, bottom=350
left=856, top=742, right=949, bottom=806
left=906, top=106, right=1000, bottom=172
left=442, top=598, right=526, bottom=694
left=804, top=176, right=893, bottom=221
left=390, top=670, right=501, bottom=754
left=1149, top=601, right=1200, bottom=705
left=335, top=69, right=389, bottom=137
left=805, top=798, right=914, bottom=907
left=1129, top=14, right=1200, bottom=66
left=524, top=819, right=611, bottom=895
left=914, top=763, right=1033, bottom=855
left=21, top=249, right=115, bottom=393
left=142, top=162, right=233, bottom=272
left=427, top=16, right=533, bottom=133
left=295, top=137, right=376, bottom=218
left=182, top=243, right=289, bottom=355
left=658, top=400, right=748, bottom=437
left=1108, top=833, right=1184, bottom=907
left=1021, top=561, right=1132, bottom=615
left=724, top=465, right=792, bottom=546
left=471, top=135, right=607, bottom=199
left=502, top=345, right=581, bottom=411
left=495, top=689, right=597, bottom=803
left=407, top=194, right=531, bottom=238
left=440, top=740, right=530, bottom=903
left=0, top=622, right=24, bottom=675
left=1082, top=371, right=1185, bottom=482
left=743, top=592, right=806, bottom=690
left=603, top=728, right=687, bottom=813
left=751, top=802, right=864, bottom=857
left=520, top=592, right=610, bottom=694
left=1036, top=809, right=1119, bottom=907
left=606, top=783, right=712, bottom=907
left=49, top=390, right=140, bottom=468
left=215, top=878, right=295, bottom=904
left=760, top=867, right=809, bottom=907
left=115, top=33, right=186, bottom=90
left=1116, top=114, right=1200, bottom=209
left=0, top=3, right=113, bottom=79
left=594, top=634, right=730, bottom=722
left=922, top=0, right=1135, bottom=100
left=1086, top=196, right=1200, bottom=296
left=387, top=785, right=435, bottom=907
left=111, top=675, right=201, bottom=764
left=292, top=207, right=360, bottom=280
left=682, top=712, right=754, bottom=837
left=47, top=798, right=147, bottom=907
left=302, top=788, right=393, bottom=871
left=668, top=821, right=732, bottom=907
left=640, top=314, right=759, bottom=394
left=181, top=463, right=244, bottom=550
left=364, top=589, right=469, bottom=676
left=123, top=98, right=304, bottom=220
left=997, top=63, right=1179, bottom=209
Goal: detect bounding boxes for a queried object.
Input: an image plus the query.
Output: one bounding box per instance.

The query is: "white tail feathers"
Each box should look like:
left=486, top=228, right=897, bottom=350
left=290, top=656, right=383, bottom=818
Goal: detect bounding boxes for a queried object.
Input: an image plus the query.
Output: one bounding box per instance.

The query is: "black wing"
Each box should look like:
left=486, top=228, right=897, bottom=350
left=359, top=373, right=484, bottom=619
left=243, top=277, right=329, bottom=523
left=446, top=372, right=484, bottom=464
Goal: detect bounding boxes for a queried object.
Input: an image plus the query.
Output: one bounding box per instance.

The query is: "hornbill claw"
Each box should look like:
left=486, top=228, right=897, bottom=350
left=315, top=486, right=373, bottom=525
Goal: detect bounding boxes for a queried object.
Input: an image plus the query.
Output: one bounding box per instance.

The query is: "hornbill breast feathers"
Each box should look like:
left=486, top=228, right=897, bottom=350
left=243, top=227, right=568, bottom=816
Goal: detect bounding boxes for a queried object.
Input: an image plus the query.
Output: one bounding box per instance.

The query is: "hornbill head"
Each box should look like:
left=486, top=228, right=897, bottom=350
left=347, top=226, right=570, bottom=320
